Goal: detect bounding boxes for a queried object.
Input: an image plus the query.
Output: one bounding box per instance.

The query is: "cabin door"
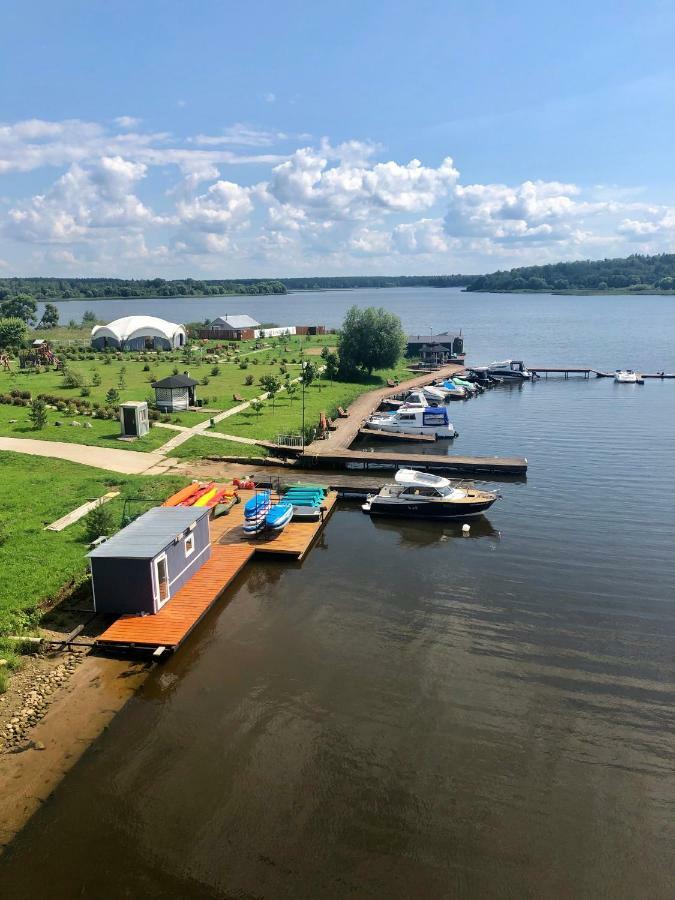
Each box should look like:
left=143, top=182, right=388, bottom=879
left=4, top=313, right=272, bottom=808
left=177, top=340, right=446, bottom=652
left=122, top=406, right=137, bottom=435
left=153, top=553, right=170, bottom=610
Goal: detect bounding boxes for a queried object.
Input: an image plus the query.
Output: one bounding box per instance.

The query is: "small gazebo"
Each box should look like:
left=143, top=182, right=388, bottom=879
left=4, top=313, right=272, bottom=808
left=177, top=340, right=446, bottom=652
left=151, top=373, right=198, bottom=411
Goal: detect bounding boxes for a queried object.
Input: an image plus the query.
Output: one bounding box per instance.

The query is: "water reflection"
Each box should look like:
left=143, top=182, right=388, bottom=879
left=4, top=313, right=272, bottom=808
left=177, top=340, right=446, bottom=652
left=366, top=512, right=501, bottom=546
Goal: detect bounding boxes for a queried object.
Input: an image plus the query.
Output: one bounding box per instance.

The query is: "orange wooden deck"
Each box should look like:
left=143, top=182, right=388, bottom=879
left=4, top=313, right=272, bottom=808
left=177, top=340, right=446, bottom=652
left=96, top=544, right=254, bottom=650
left=96, top=486, right=338, bottom=653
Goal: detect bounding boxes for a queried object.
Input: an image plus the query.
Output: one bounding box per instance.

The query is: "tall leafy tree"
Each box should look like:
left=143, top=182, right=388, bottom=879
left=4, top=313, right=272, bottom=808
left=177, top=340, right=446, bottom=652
left=0, top=294, right=37, bottom=325
left=0, top=317, right=27, bottom=348
left=38, top=303, right=60, bottom=329
left=338, top=306, right=406, bottom=376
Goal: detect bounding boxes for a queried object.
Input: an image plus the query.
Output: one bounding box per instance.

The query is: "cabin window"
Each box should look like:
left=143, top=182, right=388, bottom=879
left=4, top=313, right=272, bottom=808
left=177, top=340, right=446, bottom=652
left=398, top=413, right=416, bottom=421
left=184, top=533, right=195, bottom=557
left=155, top=554, right=169, bottom=604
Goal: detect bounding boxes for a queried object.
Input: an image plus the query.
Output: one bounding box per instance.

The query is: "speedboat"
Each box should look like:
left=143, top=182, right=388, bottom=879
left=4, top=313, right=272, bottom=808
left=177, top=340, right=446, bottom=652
left=365, top=406, right=457, bottom=438
left=487, top=360, right=533, bottom=380
left=438, top=380, right=468, bottom=400
left=362, top=469, right=498, bottom=519
left=404, top=389, right=439, bottom=407
left=422, top=385, right=448, bottom=402
left=615, top=369, right=643, bottom=384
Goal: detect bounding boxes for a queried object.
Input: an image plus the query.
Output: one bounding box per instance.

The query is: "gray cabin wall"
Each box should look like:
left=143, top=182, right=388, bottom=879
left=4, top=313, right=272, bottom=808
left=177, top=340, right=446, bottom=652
left=164, top=514, right=211, bottom=598
left=91, top=557, right=154, bottom=615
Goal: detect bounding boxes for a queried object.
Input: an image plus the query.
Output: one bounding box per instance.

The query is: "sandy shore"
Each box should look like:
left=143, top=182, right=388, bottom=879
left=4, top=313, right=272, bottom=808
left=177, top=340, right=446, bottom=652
left=0, top=653, right=150, bottom=851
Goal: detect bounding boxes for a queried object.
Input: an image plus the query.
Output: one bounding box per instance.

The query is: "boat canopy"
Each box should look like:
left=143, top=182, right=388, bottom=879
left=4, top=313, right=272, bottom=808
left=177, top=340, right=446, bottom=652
left=394, top=469, right=451, bottom=490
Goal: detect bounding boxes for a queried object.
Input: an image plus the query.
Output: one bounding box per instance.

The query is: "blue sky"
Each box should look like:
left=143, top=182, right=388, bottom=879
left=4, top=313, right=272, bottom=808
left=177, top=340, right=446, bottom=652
left=1, top=0, right=675, bottom=276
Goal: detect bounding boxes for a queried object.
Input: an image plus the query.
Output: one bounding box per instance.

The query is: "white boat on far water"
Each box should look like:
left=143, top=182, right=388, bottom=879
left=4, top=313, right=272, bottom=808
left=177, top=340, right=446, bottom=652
left=487, top=360, right=533, bottom=380
left=615, top=369, right=644, bottom=383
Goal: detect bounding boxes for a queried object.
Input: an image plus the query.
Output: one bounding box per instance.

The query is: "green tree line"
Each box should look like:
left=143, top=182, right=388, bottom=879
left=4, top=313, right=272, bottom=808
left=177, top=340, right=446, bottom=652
left=466, top=253, right=675, bottom=293
left=0, top=277, right=288, bottom=301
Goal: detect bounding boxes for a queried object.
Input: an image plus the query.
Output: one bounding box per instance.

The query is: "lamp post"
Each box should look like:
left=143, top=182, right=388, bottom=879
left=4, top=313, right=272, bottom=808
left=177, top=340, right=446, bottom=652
left=301, top=352, right=306, bottom=448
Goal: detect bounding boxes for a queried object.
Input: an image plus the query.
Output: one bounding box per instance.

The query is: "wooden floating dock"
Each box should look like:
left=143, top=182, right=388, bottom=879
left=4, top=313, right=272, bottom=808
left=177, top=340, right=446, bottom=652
left=530, top=366, right=675, bottom=379
left=96, top=544, right=254, bottom=652
left=95, top=488, right=338, bottom=653
left=300, top=449, right=527, bottom=476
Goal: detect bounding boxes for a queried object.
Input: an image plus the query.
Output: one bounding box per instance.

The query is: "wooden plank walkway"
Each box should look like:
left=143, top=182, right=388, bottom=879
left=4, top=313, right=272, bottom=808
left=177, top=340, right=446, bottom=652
left=96, top=487, right=338, bottom=652
left=96, top=544, right=254, bottom=650
left=299, top=449, right=528, bottom=475
left=358, top=427, right=436, bottom=442
left=45, top=491, right=120, bottom=532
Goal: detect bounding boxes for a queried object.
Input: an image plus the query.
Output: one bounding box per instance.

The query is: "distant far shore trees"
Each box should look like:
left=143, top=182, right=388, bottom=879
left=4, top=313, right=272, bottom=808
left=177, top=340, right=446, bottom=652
left=467, top=253, right=675, bottom=293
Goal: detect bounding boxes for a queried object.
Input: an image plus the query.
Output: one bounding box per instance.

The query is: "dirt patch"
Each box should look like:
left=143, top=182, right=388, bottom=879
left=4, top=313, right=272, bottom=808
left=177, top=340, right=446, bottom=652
left=304, top=346, right=337, bottom=356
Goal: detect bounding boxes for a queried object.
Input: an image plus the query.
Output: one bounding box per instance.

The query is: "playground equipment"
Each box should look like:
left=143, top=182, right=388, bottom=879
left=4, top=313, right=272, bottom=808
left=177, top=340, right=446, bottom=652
left=19, top=340, right=62, bottom=370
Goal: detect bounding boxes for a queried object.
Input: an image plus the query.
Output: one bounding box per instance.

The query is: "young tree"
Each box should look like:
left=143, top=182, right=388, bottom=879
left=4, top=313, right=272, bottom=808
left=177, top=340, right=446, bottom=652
left=28, top=397, right=48, bottom=430
left=0, top=294, right=37, bottom=325
left=82, top=503, right=115, bottom=543
left=300, top=359, right=316, bottom=388
left=338, top=305, right=406, bottom=376
left=285, top=382, right=298, bottom=404
left=106, top=388, right=120, bottom=404
left=323, top=351, right=339, bottom=381
left=37, top=303, right=60, bottom=329
left=92, top=371, right=102, bottom=386
left=250, top=398, right=265, bottom=418
left=259, top=374, right=281, bottom=411
left=0, top=317, right=27, bottom=348
left=82, top=310, right=98, bottom=327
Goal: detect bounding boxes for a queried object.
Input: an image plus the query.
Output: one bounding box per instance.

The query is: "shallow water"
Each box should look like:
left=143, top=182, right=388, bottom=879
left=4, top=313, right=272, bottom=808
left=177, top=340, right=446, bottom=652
left=2, top=292, right=674, bottom=898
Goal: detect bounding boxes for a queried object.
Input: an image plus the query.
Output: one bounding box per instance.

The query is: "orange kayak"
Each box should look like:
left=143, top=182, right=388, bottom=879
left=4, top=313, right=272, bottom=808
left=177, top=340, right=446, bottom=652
left=163, top=483, right=202, bottom=507
left=180, top=482, right=215, bottom=506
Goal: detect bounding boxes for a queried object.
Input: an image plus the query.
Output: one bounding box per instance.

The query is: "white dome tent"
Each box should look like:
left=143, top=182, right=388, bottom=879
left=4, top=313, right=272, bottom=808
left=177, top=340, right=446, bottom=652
left=91, top=316, right=187, bottom=351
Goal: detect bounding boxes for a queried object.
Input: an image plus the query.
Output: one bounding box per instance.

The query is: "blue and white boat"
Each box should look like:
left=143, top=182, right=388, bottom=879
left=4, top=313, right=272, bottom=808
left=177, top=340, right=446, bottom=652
left=365, top=406, right=457, bottom=438
left=243, top=491, right=272, bottom=533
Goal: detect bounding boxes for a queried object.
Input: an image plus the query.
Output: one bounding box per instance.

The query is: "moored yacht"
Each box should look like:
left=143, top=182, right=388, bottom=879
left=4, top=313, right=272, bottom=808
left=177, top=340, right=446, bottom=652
left=614, top=369, right=643, bottom=383
left=362, top=469, right=498, bottom=519
left=365, top=406, right=456, bottom=438
left=487, top=360, right=533, bottom=380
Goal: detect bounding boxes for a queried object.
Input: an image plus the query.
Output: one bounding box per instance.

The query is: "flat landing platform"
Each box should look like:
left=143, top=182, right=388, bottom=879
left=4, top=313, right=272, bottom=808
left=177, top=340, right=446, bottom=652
left=211, top=489, right=338, bottom=560
left=96, top=544, right=254, bottom=650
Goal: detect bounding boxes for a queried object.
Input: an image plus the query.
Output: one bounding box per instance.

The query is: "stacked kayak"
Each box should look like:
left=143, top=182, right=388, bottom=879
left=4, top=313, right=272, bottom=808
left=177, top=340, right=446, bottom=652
left=243, top=491, right=272, bottom=534
left=282, top=484, right=327, bottom=522
left=265, top=500, right=294, bottom=532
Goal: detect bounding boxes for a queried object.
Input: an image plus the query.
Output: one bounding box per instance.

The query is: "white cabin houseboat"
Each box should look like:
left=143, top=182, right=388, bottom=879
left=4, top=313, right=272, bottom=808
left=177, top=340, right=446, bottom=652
left=365, top=406, right=456, bottom=438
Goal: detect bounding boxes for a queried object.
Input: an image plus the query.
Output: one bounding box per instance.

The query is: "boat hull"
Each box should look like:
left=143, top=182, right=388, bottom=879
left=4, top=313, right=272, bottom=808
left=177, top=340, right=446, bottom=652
left=363, top=498, right=497, bottom=519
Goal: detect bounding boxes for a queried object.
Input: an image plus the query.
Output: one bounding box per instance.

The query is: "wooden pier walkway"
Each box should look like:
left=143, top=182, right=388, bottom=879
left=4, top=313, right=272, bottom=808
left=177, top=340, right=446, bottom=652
left=529, top=366, right=612, bottom=378
left=357, top=427, right=436, bottom=442
left=301, top=449, right=527, bottom=476
left=96, top=544, right=255, bottom=652
left=96, top=488, right=338, bottom=653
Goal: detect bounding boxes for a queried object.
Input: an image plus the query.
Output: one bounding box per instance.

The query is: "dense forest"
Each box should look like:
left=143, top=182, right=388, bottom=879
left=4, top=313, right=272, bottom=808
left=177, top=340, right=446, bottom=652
left=0, top=278, right=288, bottom=300
left=280, top=275, right=473, bottom=290
left=466, top=253, right=675, bottom=293
left=0, top=274, right=473, bottom=301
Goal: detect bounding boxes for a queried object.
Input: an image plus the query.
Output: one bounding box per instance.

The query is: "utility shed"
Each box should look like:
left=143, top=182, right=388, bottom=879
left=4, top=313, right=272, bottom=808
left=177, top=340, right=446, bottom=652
left=88, top=506, right=211, bottom=616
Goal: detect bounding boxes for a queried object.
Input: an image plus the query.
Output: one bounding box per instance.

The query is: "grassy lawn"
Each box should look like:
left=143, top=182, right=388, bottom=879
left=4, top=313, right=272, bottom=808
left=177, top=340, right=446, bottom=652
left=0, top=403, right=171, bottom=451
left=215, top=362, right=411, bottom=442
left=0, top=332, right=336, bottom=450
left=168, top=436, right=271, bottom=460
left=0, top=452, right=187, bottom=637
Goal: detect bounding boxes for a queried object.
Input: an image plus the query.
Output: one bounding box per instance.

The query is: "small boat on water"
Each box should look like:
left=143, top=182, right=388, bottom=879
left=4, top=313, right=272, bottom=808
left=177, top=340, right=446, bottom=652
left=362, top=469, right=498, bottom=519
left=615, top=369, right=644, bottom=384
left=487, top=360, right=533, bottom=380
left=422, top=385, right=449, bottom=402
left=365, top=406, right=457, bottom=438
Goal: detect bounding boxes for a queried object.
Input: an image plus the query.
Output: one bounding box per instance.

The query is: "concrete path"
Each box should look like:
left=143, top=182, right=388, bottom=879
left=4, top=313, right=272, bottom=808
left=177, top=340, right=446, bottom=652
left=0, top=437, right=181, bottom=476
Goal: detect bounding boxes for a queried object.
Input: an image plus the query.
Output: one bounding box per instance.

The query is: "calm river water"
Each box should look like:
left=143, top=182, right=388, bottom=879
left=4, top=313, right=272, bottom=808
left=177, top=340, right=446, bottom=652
left=3, top=290, right=675, bottom=898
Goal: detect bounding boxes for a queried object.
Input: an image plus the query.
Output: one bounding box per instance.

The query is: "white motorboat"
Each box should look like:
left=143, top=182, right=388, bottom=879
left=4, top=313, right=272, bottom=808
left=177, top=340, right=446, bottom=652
left=614, top=369, right=643, bottom=384
left=365, top=406, right=456, bottom=438
left=422, top=385, right=448, bottom=402
left=405, top=389, right=440, bottom=406
left=362, top=469, right=498, bottom=519
left=487, top=360, right=533, bottom=380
